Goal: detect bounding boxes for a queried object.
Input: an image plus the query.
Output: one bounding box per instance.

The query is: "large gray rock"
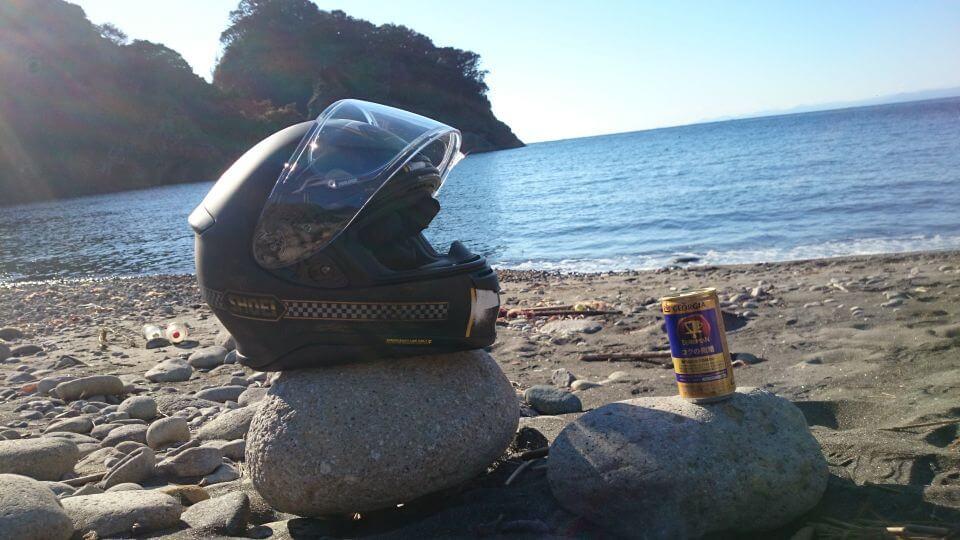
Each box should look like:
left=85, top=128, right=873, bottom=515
left=195, top=406, right=256, bottom=441
left=0, top=438, right=79, bottom=480
left=181, top=492, right=250, bottom=535
left=61, top=490, right=183, bottom=538
left=0, top=474, right=73, bottom=540
left=145, top=359, right=193, bottom=383
left=117, top=396, right=157, bottom=420
left=247, top=350, right=519, bottom=515
left=52, top=375, right=123, bottom=401
left=146, top=417, right=191, bottom=449
left=188, top=346, right=228, bottom=369
left=547, top=388, right=828, bottom=538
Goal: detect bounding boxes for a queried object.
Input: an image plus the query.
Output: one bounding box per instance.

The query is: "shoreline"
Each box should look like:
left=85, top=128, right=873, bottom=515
left=2, top=249, right=960, bottom=536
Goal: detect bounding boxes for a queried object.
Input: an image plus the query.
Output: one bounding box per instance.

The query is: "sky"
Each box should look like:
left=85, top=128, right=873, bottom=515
left=70, top=0, right=960, bottom=143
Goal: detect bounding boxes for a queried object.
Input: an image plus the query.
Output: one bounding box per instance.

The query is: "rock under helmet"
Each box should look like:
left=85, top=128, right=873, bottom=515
left=190, top=100, right=500, bottom=371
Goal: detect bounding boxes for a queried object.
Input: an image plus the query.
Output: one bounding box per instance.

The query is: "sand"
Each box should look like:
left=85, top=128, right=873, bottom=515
left=2, top=250, right=960, bottom=537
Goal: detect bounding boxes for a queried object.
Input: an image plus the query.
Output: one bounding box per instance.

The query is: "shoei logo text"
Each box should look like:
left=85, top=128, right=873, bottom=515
left=225, top=292, right=285, bottom=321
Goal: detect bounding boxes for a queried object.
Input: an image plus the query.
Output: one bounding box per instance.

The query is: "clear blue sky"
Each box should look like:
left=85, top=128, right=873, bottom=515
left=70, top=0, right=960, bottom=142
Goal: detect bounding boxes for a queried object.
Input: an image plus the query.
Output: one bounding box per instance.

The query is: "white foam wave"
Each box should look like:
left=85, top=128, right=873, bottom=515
left=492, top=234, right=960, bottom=273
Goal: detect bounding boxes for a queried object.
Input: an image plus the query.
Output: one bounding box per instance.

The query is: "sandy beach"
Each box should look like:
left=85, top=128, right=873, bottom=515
left=2, top=249, right=960, bottom=537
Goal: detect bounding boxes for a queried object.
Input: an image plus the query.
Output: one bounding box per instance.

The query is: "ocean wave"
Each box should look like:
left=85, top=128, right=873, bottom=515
left=493, top=234, right=960, bottom=273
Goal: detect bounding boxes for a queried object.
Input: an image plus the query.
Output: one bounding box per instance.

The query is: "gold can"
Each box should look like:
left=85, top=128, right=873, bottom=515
left=661, top=288, right=735, bottom=403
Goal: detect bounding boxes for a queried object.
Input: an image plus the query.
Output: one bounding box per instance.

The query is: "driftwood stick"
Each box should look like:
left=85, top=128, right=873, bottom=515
left=504, top=459, right=537, bottom=486
left=579, top=352, right=672, bottom=366
left=880, top=418, right=960, bottom=432
left=62, top=472, right=106, bottom=487
left=516, top=447, right=549, bottom=461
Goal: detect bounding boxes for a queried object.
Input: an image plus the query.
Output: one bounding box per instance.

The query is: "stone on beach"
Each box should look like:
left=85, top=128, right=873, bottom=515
left=524, top=385, right=583, bottom=415
left=195, top=405, right=257, bottom=441
left=539, top=319, right=602, bottom=336
left=146, top=416, right=191, bottom=449
left=61, top=490, right=183, bottom=538
left=100, top=447, right=156, bottom=489
left=181, top=491, right=250, bottom=535
left=547, top=388, right=827, bottom=538
left=0, top=327, right=24, bottom=341
left=0, top=342, right=10, bottom=362
left=44, top=416, right=93, bottom=435
left=188, top=346, right=229, bottom=369
left=145, top=359, right=194, bottom=383
left=246, top=350, right=519, bottom=516
left=195, top=385, right=246, bottom=403
left=0, top=438, right=79, bottom=481
left=157, top=446, right=223, bottom=477
left=117, top=396, right=157, bottom=420
left=237, top=386, right=268, bottom=406
left=0, top=474, right=73, bottom=540
left=101, top=424, right=148, bottom=447
left=52, top=375, right=123, bottom=401
left=10, top=344, right=42, bottom=357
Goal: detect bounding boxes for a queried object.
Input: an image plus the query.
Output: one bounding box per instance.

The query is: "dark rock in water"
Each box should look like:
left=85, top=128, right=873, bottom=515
left=672, top=256, right=701, bottom=264
left=523, top=385, right=582, bottom=415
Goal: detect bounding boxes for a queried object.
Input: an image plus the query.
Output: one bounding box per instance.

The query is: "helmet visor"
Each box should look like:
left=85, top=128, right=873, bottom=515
left=253, top=99, right=462, bottom=270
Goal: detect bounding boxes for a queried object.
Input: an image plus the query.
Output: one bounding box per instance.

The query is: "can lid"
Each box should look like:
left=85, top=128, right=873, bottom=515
left=660, top=287, right=717, bottom=303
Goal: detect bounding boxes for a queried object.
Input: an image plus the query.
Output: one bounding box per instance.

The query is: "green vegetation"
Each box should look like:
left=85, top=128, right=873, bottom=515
left=0, top=0, right=522, bottom=206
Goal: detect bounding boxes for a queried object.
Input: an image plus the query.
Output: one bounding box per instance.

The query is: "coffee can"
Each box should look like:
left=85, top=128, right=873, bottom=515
left=661, top=288, right=735, bottom=403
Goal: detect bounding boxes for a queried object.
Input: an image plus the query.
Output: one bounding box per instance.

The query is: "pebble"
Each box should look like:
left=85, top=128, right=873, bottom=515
left=100, top=447, right=156, bottom=489
left=247, top=350, right=518, bottom=515
left=53, top=375, right=123, bottom=401
left=0, top=342, right=10, bottom=362
left=157, top=446, right=223, bottom=477
left=570, top=379, right=602, bottom=391
left=61, top=490, right=183, bottom=538
left=731, top=352, right=764, bottom=365
left=547, top=388, right=827, bottom=538
left=43, top=417, right=94, bottom=435
left=238, top=386, right=269, bottom=406
left=203, top=461, right=241, bottom=485
left=216, top=330, right=236, bottom=351
left=188, top=346, right=229, bottom=369
left=181, top=492, right=250, bottom=535
left=550, top=368, right=577, bottom=388
left=195, top=405, right=257, bottom=441
left=101, top=424, right=148, bottom=447
left=0, top=438, right=79, bottom=481
left=105, top=482, right=143, bottom=492
left=0, top=473, right=73, bottom=540
left=10, top=344, right=42, bottom=357
left=117, top=396, right=157, bottom=420
left=539, top=319, right=603, bottom=336
left=881, top=298, right=904, bottom=308
left=36, top=376, right=75, bottom=396
left=203, top=439, right=245, bottom=461
left=195, top=385, right=246, bottom=403
left=523, top=385, right=583, bottom=415
left=145, top=359, right=194, bottom=383
left=146, top=416, right=191, bottom=449
left=0, top=327, right=24, bottom=341
left=158, top=484, right=210, bottom=505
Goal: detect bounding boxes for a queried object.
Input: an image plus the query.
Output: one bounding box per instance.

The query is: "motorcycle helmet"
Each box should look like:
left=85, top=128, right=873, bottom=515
left=189, top=100, right=500, bottom=371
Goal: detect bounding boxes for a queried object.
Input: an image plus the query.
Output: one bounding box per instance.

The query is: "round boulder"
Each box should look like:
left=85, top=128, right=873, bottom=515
left=547, top=387, right=828, bottom=538
left=117, top=396, right=157, bottom=420
left=0, top=474, right=73, bottom=540
left=247, top=350, right=519, bottom=515
left=0, top=438, right=79, bottom=481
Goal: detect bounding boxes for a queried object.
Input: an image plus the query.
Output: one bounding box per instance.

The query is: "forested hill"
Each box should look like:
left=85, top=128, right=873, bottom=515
left=0, top=0, right=522, bottom=206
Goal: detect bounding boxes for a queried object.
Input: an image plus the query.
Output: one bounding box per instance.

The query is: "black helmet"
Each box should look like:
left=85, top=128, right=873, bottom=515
left=190, top=100, right=500, bottom=371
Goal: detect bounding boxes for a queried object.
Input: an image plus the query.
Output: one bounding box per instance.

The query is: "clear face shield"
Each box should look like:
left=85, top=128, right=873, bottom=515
left=252, top=100, right=462, bottom=270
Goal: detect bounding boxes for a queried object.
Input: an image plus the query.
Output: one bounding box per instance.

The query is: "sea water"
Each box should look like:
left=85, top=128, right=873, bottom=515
left=2, top=97, right=959, bottom=282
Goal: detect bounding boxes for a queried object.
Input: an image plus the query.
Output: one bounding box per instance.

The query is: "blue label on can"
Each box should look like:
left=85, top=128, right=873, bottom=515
left=664, top=308, right=724, bottom=359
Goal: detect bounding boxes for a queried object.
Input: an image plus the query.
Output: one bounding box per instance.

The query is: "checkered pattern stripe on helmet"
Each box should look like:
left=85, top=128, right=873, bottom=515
left=283, top=301, right=449, bottom=321
left=200, top=287, right=227, bottom=309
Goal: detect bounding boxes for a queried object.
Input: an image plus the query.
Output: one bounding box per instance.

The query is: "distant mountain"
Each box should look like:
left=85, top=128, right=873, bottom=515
left=0, top=0, right=522, bottom=206
left=708, top=87, right=960, bottom=123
